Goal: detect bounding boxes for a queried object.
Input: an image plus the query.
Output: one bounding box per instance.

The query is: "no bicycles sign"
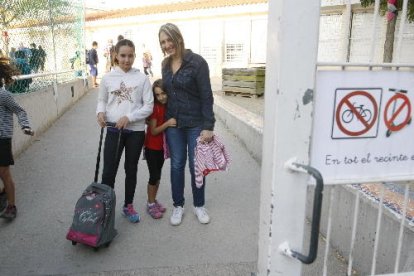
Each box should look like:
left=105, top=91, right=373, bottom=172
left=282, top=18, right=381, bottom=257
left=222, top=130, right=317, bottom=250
left=333, top=89, right=381, bottom=138
left=311, top=71, right=414, bottom=185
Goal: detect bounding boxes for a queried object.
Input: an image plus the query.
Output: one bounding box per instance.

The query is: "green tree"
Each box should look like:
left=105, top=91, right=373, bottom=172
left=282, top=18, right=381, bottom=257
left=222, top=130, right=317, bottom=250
left=0, top=0, right=69, bottom=55
left=360, top=0, right=414, bottom=62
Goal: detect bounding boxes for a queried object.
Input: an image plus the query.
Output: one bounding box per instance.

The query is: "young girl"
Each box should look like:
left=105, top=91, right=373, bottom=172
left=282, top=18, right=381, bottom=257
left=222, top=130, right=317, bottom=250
left=0, top=57, right=34, bottom=220
left=144, top=79, right=176, bottom=219
left=96, top=39, right=153, bottom=223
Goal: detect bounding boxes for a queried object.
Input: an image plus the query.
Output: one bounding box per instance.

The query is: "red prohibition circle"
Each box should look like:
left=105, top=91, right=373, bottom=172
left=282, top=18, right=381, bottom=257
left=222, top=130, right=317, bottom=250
left=383, top=93, right=412, bottom=132
left=335, top=90, right=378, bottom=136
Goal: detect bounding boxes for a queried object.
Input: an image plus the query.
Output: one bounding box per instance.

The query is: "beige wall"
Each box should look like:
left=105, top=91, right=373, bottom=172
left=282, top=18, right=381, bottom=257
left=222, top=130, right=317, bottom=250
left=12, top=78, right=90, bottom=157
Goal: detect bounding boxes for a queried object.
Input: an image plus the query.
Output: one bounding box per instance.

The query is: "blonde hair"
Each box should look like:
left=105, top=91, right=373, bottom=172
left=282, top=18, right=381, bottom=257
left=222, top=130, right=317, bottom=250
left=158, top=23, right=185, bottom=58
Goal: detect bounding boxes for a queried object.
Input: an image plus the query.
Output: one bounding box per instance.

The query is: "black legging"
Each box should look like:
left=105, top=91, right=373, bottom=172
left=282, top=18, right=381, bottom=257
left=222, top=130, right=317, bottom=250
left=144, top=67, right=153, bottom=76
left=101, top=130, right=145, bottom=206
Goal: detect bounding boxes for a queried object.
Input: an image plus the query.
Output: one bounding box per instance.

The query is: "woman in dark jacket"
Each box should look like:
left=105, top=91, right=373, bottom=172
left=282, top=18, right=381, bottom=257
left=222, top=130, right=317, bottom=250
left=158, top=23, right=215, bottom=226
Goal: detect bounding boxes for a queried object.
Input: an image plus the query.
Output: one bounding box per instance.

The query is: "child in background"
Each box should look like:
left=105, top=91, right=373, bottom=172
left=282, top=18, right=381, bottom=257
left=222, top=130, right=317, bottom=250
left=96, top=39, right=153, bottom=223
left=88, top=41, right=99, bottom=88
left=144, top=79, right=176, bottom=219
left=0, top=57, right=34, bottom=220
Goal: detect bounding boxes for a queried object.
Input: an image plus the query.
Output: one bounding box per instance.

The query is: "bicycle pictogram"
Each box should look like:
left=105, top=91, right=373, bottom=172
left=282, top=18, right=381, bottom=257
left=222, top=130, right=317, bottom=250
left=334, top=90, right=379, bottom=137
left=341, top=102, right=372, bottom=124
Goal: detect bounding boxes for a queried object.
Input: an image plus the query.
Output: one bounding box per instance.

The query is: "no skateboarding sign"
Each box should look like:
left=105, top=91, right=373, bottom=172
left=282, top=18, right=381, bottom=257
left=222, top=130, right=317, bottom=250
left=311, top=71, right=414, bottom=185
left=384, top=91, right=412, bottom=134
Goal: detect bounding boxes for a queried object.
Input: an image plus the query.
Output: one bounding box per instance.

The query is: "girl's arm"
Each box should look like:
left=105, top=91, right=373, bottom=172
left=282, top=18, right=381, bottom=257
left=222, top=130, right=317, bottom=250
left=96, top=77, right=108, bottom=127
left=195, top=57, right=215, bottom=132
left=149, top=117, right=176, bottom=136
left=3, top=92, right=31, bottom=129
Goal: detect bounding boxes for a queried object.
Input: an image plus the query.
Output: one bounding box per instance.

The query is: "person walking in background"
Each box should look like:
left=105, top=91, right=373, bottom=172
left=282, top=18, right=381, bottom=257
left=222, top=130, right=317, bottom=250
left=96, top=39, right=153, bottom=223
left=8, top=47, right=16, bottom=63
left=29, top=43, right=40, bottom=73
left=142, top=47, right=153, bottom=77
left=18, top=43, right=31, bottom=63
left=37, top=45, right=46, bottom=72
left=0, top=57, right=35, bottom=220
left=88, top=41, right=99, bottom=88
left=144, top=79, right=176, bottom=219
left=158, top=23, right=215, bottom=226
left=104, top=39, right=114, bottom=73
left=7, top=50, right=32, bottom=93
left=70, top=50, right=82, bottom=77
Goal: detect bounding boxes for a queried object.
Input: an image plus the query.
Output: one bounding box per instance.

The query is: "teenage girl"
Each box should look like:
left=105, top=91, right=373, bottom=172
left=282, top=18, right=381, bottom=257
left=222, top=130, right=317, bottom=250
left=0, top=57, right=34, bottom=220
left=96, top=39, right=153, bottom=223
left=144, top=79, right=176, bottom=219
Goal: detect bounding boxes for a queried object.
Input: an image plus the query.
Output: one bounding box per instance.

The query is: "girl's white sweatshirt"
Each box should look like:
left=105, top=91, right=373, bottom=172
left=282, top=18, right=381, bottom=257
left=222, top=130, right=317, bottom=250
left=96, top=67, right=154, bottom=131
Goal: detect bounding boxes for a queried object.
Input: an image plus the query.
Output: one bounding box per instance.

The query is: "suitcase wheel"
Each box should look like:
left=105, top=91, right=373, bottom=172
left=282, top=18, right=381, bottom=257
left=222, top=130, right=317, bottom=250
left=71, top=241, right=77, bottom=246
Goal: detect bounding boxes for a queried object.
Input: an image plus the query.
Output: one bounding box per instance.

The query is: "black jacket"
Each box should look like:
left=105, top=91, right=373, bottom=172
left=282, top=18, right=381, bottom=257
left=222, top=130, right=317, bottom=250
left=162, top=50, right=215, bottom=130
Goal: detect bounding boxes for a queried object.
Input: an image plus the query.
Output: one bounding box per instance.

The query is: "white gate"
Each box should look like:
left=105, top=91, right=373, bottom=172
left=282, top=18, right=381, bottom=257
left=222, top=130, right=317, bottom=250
left=257, top=0, right=414, bottom=275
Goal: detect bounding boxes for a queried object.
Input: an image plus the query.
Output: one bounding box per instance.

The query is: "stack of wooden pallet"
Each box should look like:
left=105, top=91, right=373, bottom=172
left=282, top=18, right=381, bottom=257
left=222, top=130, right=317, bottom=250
left=222, top=67, right=265, bottom=98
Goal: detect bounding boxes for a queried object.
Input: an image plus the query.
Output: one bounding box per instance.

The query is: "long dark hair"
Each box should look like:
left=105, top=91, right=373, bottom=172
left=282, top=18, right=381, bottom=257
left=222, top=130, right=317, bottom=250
left=0, top=57, right=20, bottom=86
left=113, top=39, right=135, bottom=66
left=152, top=78, right=164, bottom=104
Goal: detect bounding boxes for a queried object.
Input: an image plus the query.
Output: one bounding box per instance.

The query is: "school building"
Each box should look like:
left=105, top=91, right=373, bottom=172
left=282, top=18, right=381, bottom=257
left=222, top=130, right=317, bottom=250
left=85, top=0, right=414, bottom=78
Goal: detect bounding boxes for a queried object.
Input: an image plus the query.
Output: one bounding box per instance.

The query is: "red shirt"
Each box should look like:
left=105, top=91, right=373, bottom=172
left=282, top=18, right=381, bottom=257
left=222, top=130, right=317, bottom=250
left=144, top=103, right=165, bottom=150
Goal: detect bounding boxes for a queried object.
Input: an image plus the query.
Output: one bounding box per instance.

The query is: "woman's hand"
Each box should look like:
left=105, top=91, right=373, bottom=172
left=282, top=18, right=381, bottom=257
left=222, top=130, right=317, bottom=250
left=97, top=112, right=106, bottom=128
left=116, top=116, right=130, bottom=129
left=200, top=130, right=214, bottom=143
left=167, top=118, right=177, bottom=127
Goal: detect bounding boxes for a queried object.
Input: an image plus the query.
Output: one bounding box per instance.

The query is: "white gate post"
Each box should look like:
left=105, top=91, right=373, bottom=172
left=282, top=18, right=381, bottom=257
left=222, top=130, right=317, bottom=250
left=257, top=0, right=321, bottom=275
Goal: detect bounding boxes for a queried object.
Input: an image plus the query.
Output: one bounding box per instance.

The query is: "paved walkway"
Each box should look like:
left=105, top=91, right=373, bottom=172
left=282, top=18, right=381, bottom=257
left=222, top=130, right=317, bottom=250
left=0, top=89, right=260, bottom=275
left=0, top=86, right=351, bottom=275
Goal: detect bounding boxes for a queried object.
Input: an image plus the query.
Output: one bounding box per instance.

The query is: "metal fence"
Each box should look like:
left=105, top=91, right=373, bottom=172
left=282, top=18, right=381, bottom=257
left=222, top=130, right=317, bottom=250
left=258, top=0, right=414, bottom=275
left=0, top=0, right=85, bottom=93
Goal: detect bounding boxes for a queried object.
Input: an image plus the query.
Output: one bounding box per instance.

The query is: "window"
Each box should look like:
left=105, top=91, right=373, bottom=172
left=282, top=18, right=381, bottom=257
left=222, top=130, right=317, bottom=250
left=225, top=43, right=244, bottom=63
left=201, top=46, right=217, bottom=62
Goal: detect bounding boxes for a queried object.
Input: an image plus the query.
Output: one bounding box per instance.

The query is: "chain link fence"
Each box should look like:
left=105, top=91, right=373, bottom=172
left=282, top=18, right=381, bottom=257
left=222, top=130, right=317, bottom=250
left=0, top=0, right=85, bottom=93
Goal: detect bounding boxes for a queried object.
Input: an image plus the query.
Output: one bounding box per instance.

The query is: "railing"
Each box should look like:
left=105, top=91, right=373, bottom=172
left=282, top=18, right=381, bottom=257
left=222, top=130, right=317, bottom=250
left=8, top=69, right=86, bottom=94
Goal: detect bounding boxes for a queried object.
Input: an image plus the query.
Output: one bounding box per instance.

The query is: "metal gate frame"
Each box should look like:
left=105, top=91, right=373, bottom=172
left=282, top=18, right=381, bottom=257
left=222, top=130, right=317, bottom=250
left=257, top=0, right=414, bottom=275
left=257, top=0, right=321, bottom=274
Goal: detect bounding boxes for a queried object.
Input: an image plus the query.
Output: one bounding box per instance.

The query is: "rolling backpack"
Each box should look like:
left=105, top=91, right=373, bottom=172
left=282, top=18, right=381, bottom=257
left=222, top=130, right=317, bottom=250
left=66, top=125, right=120, bottom=250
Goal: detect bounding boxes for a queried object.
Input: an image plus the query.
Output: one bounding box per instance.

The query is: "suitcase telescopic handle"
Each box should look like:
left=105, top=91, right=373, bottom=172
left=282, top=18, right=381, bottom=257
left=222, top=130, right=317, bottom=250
left=94, top=122, right=122, bottom=183
left=94, top=127, right=105, bottom=183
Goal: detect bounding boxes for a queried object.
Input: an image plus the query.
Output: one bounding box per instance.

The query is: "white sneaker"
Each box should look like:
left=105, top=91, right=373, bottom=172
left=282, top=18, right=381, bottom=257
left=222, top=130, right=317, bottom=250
left=170, top=206, right=184, bottom=226
left=194, top=206, right=210, bottom=224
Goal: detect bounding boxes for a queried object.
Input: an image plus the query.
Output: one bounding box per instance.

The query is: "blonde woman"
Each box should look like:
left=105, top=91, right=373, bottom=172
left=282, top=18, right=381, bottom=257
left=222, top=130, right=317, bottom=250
left=158, top=23, right=215, bottom=226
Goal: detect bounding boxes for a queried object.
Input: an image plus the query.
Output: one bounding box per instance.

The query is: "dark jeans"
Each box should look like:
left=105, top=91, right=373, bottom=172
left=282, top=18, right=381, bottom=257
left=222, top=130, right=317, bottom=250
left=101, top=130, right=145, bottom=206
left=165, top=126, right=205, bottom=207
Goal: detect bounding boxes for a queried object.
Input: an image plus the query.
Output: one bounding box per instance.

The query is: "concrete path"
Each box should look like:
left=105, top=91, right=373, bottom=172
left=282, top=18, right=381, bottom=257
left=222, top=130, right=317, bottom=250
left=0, top=89, right=260, bottom=275
left=0, top=88, right=352, bottom=275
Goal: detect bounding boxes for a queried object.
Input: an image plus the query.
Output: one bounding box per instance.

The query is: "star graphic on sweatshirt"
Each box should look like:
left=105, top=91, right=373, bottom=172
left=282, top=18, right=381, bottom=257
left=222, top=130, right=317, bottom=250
left=110, top=81, right=134, bottom=104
